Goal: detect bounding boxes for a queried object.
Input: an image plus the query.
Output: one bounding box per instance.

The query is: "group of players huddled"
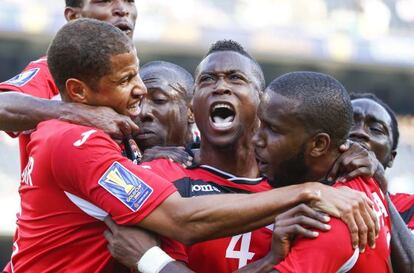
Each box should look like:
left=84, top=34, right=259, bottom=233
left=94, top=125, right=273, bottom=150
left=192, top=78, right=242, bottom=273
left=1, top=1, right=413, bottom=273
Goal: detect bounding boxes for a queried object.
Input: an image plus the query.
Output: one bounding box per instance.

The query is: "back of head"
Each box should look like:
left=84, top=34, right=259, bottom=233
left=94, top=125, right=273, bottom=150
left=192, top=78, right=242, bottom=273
left=47, top=18, right=134, bottom=98
left=65, top=0, right=82, bottom=7
left=268, top=71, right=352, bottom=147
left=140, top=61, right=194, bottom=101
left=200, top=39, right=265, bottom=91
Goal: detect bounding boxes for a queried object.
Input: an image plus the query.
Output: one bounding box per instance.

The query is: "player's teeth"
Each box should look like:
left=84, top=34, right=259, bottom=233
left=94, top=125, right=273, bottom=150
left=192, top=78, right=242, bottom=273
left=213, top=104, right=231, bottom=111
left=213, top=116, right=233, bottom=124
left=214, top=122, right=232, bottom=128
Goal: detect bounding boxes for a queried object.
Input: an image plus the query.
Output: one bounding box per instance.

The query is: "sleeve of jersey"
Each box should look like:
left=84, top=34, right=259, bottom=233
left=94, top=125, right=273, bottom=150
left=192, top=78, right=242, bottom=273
left=274, top=218, right=358, bottom=273
left=0, top=60, right=58, bottom=99
left=161, top=237, right=189, bottom=263
left=50, top=127, right=177, bottom=225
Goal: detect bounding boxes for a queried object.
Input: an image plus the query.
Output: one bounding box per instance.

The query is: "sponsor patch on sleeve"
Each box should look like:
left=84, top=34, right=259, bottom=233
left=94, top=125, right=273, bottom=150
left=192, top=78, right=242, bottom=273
left=2, top=68, right=40, bottom=87
left=99, top=162, right=153, bottom=212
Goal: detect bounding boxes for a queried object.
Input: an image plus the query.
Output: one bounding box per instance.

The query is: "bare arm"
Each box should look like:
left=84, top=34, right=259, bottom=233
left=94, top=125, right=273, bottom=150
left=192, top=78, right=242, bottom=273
left=139, top=182, right=374, bottom=246
left=386, top=194, right=414, bottom=273
left=0, top=92, right=139, bottom=140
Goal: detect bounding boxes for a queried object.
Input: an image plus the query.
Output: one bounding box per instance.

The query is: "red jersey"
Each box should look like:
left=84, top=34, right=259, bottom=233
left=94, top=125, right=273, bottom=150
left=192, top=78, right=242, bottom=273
left=275, top=177, right=391, bottom=273
left=10, top=120, right=176, bottom=273
left=141, top=159, right=274, bottom=273
left=390, top=193, right=414, bottom=231
left=0, top=57, right=60, bottom=171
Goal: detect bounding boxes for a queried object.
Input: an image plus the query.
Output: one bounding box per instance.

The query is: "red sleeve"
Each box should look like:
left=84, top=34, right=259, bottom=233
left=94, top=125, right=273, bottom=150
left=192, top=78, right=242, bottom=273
left=274, top=218, right=358, bottom=273
left=0, top=57, right=59, bottom=99
left=161, top=237, right=189, bottom=263
left=50, top=126, right=177, bottom=225
left=3, top=262, right=11, bottom=273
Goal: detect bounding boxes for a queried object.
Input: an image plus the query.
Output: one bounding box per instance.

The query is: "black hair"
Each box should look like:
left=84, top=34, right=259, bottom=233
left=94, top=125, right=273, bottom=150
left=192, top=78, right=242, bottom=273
left=199, top=39, right=265, bottom=91
left=350, top=92, right=399, bottom=151
left=268, top=71, right=353, bottom=147
left=65, top=0, right=82, bottom=7
left=47, top=18, right=134, bottom=97
left=140, top=61, right=194, bottom=101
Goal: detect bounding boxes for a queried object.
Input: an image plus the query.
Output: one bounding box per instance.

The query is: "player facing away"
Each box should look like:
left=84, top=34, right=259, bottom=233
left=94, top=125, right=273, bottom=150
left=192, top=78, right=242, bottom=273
left=11, top=19, right=376, bottom=273
left=103, top=42, right=383, bottom=273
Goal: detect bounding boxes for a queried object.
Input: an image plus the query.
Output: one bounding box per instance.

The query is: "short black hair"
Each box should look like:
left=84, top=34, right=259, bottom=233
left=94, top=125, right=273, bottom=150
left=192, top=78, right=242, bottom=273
left=65, top=0, right=82, bottom=7
left=350, top=92, right=399, bottom=151
left=268, top=71, right=353, bottom=147
left=140, top=61, right=194, bottom=101
left=47, top=18, right=134, bottom=97
left=201, top=39, right=265, bottom=91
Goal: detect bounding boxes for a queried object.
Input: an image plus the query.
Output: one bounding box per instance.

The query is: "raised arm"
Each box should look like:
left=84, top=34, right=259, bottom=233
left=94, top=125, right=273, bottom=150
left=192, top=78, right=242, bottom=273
left=0, top=92, right=139, bottom=140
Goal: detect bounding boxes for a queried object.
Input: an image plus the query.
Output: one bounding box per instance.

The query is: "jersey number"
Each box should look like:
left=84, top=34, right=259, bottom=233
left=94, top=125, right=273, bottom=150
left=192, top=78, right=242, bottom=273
left=225, top=233, right=255, bottom=268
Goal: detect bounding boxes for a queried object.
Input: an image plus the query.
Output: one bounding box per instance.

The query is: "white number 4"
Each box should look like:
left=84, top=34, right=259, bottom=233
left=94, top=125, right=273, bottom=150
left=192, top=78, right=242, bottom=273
left=225, top=232, right=255, bottom=268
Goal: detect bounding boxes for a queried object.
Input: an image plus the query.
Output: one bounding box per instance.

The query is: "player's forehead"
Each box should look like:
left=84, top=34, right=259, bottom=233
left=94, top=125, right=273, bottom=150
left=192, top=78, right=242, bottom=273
left=352, top=98, right=392, bottom=126
left=141, top=69, right=187, bottom=99
left=197, top=51, right=254, bottom=76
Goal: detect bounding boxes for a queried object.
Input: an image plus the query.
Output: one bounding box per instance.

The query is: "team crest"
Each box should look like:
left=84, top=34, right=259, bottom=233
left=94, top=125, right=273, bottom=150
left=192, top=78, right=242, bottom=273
left=99, top=162, right=153, bottom=212
left=3, top=68, right=40, bottom=87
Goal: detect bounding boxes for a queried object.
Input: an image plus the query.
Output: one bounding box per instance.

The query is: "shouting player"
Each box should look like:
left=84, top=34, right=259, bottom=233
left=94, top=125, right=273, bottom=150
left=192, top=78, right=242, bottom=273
left=103, top=42, right=383, bottom=273
left=11, top=19, right=375, bottom=273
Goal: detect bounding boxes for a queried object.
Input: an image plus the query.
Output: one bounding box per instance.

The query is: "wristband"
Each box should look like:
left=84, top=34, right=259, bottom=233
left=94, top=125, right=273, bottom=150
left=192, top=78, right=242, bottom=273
left=137, top=246, right=175, bottom=273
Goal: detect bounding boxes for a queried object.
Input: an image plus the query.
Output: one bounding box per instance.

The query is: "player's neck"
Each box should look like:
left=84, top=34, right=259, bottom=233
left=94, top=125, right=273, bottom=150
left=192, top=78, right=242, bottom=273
left=199, top=138, right=259, bottom=178
left=305, top=149, right=341, bottom=182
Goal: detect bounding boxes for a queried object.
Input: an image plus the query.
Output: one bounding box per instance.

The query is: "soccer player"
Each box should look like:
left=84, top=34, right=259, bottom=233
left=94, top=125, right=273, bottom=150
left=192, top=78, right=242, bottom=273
left=12, top=19, right=371, bottom=273
left=247, top=72, right=392, bottom=272
left=0, top=0, right=140, bottom=172
left=350, top=93, right=414, bottom=232
left=349, top=93, right=414, bottom=272
left=136, top=61, right=195, bottom=155
left=103, top=42, right=381, bottom=273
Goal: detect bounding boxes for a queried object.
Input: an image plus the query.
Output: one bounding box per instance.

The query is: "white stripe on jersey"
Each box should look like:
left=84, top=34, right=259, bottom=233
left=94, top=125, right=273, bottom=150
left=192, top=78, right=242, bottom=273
left=336, top=248, right=359, bottom=273
left=64, top=191, right=108, bottom=221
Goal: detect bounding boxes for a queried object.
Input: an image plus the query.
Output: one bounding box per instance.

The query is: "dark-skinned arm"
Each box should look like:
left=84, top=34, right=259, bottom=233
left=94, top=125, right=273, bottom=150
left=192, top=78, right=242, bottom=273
left=386, top=194, right=414, bottom=273
left=0, top=92, right=139, bottom=140
left=139, top=182, right=375, bottom=246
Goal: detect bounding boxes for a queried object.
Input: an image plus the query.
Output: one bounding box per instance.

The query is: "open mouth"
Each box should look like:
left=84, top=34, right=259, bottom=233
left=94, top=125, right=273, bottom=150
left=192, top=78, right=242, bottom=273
left=115, top=22, right=133, bottom=36
left=210, top=103, right=236, bottom=129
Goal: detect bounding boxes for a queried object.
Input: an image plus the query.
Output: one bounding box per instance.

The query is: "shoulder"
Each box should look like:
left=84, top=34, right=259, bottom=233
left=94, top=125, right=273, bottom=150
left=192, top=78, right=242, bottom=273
left=275, top=218, right=357, bottom=273
left=34, top=120, right=119, bottom=154
left=0, top=57, right=59, bottom=97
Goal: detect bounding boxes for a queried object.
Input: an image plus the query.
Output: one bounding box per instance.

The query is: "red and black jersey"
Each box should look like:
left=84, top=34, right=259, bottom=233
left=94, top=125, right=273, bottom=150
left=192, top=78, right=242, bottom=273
left=390, top=193, right=414, bottom=231
left=141, top=159, right=274, bottom=273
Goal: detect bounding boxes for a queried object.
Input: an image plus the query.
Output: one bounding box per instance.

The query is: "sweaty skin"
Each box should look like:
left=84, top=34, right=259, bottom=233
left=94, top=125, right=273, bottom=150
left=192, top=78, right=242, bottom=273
left=136, top=63, right=193, bottom=151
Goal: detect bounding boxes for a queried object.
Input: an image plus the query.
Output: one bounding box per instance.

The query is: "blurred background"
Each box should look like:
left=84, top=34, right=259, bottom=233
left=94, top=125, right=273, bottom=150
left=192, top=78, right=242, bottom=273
left=1, top=0, right=414, bottom=267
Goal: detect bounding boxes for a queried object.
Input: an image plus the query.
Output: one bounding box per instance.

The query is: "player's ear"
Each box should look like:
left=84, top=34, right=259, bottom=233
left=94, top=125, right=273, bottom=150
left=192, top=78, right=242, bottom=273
left=64, top=7, right=81, bottom=22
left=65, top=78, right=89, bottom=103
left=308, top=133, right=331, bottom=158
